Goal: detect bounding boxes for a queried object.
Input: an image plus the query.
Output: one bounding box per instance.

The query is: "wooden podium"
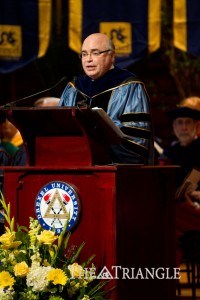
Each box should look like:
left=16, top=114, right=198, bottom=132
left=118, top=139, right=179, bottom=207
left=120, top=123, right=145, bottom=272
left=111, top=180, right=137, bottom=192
left=1, top=107, right=178, bottom=300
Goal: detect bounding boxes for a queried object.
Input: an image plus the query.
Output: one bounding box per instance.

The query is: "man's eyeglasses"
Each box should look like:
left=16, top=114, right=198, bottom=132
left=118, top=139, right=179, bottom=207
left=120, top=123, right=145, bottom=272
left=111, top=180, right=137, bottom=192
left=79, top=49, right=112, bottom=59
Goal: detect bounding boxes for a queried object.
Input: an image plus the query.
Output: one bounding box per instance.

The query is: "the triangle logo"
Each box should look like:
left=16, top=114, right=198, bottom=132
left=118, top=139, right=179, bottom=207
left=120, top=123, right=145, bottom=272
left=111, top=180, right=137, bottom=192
left=97, top=266, right=113, bottom=279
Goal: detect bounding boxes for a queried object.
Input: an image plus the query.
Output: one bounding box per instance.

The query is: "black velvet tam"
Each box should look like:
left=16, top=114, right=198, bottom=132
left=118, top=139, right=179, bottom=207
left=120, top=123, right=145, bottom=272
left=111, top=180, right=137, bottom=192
left=166, top=106, right=200, bottom=121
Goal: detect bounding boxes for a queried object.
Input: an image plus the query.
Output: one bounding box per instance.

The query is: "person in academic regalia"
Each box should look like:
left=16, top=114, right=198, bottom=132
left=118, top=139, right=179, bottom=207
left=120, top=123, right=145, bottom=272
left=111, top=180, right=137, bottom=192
left=59, top=33, right=154, bottom=165
left=158, top=106, right=200, bottom=267
left=159, top=106, right=200, bottom=186
left=179, top=96, right=200, bottom=137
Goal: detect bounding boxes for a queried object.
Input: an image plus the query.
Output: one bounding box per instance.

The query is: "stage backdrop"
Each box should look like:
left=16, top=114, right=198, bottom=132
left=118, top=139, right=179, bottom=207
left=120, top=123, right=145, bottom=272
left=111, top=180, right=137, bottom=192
left=0, top=0, right=51, bottom=74
left=69, top=0, right=161, bottom=67
left=173, top=0, right=200, bottom=57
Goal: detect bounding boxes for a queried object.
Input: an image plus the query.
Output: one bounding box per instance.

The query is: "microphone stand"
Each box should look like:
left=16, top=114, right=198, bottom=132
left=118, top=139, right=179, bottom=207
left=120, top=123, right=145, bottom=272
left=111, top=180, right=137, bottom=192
left=0, top=76, right=67, bottom=109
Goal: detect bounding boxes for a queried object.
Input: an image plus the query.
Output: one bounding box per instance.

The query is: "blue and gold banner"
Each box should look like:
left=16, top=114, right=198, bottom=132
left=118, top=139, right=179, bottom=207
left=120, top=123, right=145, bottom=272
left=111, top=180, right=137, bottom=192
left=0, top=0, right=51, bottom=74
left=173, top=0, right=200, bottom=57
left=69, top=0, right=161, bottom=67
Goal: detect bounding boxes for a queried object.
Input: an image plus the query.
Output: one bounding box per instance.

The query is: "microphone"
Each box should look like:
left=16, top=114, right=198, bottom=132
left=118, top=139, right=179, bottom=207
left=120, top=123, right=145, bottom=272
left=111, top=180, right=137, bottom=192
left=1, top=76, right=67, bottom=109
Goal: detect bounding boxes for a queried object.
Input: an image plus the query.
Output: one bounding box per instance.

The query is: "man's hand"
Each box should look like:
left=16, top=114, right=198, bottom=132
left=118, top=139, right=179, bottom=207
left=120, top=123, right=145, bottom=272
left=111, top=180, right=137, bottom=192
left=184, top=191, right=200, bottom=208
left=190, top=190, right=200, bottom=200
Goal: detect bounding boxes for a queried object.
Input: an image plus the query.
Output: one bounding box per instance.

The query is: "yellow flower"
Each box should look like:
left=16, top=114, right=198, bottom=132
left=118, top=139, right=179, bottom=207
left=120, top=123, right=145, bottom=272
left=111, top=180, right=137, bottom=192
left=43, top=259, right=50, bottom=266
left=37, top=230, right=58, bottom=245
left=68, top=263, right=84, bottom=278
left=49, top=246, right=56, bottom=258
left=29, top=231, right=37, bottom=246
left=0, top=271, right=15, bottom=288
left=0, top=232, right=21, bottom=249
left=0, top=232, right=14, bottom=244
left=14, top=261, right=29, bottom=277
left=47, top=268, right=68, bottom=285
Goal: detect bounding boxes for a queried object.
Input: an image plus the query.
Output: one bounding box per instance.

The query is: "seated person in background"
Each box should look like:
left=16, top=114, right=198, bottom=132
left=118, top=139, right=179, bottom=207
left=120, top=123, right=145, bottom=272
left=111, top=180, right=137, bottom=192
left=1, top=119, right=23, bottom=151
left=0, top=117, right=19, bottom=165
left=0, top=118, right=26, bottom=166
left=178, top=96, right=200, bottom=136
left=59, top=33, right=154, bottom=165
left=34, top=97, right=60, bottom=107
left=159, top=106, right=200, bottom=184
left=158, top=105, right=200, bottom=266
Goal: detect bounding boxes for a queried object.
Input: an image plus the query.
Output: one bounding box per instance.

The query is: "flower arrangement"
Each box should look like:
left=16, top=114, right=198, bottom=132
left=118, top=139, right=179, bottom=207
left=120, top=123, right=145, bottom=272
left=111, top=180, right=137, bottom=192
left=0, top=193, right=112, bottom=300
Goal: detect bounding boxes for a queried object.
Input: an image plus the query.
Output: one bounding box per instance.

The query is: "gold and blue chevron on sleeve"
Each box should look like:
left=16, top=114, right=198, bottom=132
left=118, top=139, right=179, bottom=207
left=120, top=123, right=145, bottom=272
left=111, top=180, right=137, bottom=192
left=119, top=112, right=153, bottom=163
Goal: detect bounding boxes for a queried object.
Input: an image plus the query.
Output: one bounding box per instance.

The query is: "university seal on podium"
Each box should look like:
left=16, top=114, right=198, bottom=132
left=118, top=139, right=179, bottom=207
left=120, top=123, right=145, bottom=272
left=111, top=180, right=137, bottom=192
left=35, top=181, right=81, bottom=234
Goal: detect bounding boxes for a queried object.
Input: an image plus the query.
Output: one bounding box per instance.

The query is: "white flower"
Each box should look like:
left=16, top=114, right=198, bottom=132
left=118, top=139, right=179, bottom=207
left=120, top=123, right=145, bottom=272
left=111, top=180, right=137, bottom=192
left=0, top=287, right=15, bottom=300
left=81, top=295, right=90, bottom=300
left=30, top=252, right=42, bottom=267
left=26, top=265, right=52, bottom=292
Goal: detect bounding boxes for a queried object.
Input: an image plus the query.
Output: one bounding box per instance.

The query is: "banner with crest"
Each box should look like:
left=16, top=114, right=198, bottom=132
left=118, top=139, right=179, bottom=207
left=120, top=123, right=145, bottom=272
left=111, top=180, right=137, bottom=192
left=173, top=0, right=200, bottom=57
left=69, top=0, right=161, bottom=67
left=0, top=0, right=51, bottom=74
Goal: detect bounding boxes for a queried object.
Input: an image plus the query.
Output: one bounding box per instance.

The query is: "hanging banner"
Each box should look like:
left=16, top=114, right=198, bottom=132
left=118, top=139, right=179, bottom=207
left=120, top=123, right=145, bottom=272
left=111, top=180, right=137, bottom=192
left=0, top=0, right=51, bottom=74
left=173, top=0, right=200, bottom=57
left=69, top=0, right=161, bottom=67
